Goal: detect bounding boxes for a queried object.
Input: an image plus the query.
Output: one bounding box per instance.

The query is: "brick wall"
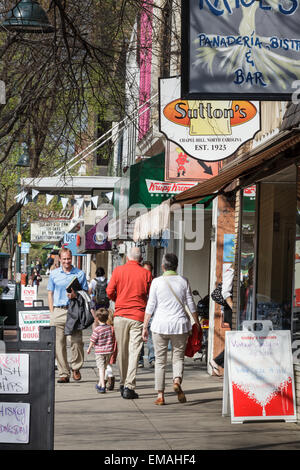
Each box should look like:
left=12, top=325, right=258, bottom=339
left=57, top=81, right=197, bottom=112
left=212, top=194, right=236, bottom=362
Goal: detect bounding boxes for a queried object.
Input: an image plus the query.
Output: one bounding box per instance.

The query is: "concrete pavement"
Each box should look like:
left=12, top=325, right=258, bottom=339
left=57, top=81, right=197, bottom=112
left=38, top=275, right=300, bottom=451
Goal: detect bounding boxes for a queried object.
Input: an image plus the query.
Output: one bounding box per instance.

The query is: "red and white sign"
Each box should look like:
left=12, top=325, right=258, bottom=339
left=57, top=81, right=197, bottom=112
left=18, top=310, right=50, bottom=342
left=146, top=179, right=197, bottom=195
left=223, top=321, right=297, bottom=424
left=21, top=285, right=37, bottom=307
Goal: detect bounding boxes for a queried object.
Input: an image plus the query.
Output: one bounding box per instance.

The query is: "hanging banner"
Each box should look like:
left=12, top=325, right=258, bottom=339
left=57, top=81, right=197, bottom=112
left=223, top=321, right=297, bottom=424
left=160, top=77, right=260, bottom=161
left=181, top=0, right=300, bottom=100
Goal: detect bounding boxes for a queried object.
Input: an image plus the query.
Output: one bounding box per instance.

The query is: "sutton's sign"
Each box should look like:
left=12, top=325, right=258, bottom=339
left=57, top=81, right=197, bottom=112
left=160, top=76, right=260, bottom=161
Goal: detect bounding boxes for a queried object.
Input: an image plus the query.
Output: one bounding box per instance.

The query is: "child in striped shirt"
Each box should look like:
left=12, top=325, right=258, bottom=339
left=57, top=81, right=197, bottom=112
left=87, top=308, right=116, bottom=394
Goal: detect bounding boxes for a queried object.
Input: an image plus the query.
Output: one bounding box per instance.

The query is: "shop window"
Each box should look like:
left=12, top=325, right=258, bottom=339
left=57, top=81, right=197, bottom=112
left=256, top=166, right=296, bottom=330
left=292, top=166, right=300, bottom=339
left=238, top=186, right=256, bottom=328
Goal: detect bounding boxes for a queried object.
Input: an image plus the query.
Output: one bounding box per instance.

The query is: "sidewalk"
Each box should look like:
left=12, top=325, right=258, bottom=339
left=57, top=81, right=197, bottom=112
left=39, top=276, right=300, bottom=451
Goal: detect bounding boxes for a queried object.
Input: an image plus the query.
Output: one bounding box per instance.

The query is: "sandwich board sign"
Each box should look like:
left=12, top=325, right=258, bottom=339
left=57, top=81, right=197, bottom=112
left=222, top=321, right=297, bottom=424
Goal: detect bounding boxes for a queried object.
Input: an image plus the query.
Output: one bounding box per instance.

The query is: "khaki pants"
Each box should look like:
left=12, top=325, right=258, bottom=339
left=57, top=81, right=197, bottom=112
left=50, top=307, right=84, bottom=378
left=114, top=316, right=143, bottom=390
left=152, top=332, right=189, bottom=392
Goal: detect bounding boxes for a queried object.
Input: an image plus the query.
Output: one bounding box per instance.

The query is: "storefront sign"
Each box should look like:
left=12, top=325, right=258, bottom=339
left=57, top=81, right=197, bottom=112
left=85, top=217, right=111, bottom=251
left=18, top=310, right=50, bottom=342
left=160, top=77, right=260, bottom=161
left=146, top=179, right=197, bottom=196
left=223, top=321, right=297, bottom=423
left=182, top=0, right=300, bottom=99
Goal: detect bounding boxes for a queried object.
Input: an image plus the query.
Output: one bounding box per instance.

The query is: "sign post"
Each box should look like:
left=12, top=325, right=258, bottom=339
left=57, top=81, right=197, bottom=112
left=223, top=321, right=297, bottom=424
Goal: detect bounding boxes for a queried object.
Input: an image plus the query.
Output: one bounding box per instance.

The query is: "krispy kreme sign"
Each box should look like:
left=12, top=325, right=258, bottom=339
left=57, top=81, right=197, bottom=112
left=146, top=179, right=197, bottom=194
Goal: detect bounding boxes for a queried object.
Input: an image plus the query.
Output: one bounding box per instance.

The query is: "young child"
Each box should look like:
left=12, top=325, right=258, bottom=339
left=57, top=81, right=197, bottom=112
left=87, top=308, right=116, bottom=394
left=105, top=309, right=117, bottom=390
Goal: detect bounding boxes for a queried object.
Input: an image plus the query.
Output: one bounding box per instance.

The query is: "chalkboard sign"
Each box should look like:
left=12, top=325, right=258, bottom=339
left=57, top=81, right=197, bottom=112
left=223, top=321, right=297, bottom=423
left=0, top=326, right=55, bottom=450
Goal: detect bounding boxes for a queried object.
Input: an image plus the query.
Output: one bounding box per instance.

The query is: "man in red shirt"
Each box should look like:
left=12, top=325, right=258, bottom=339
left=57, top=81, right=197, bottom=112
left=106, top=247, right=152, bottom=399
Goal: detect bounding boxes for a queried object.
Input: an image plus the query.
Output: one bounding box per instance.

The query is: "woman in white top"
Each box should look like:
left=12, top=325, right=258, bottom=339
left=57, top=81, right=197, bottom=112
left=142, top=253, right=200, bottom=406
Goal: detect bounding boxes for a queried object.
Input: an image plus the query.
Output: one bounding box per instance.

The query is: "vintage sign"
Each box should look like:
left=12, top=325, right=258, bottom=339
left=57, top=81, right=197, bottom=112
left=223, top=321, right=297, bottom=423
left=182, top=0, right=300, bottom=99
left=31, top=220, right=73, bottom=242
left=160, top=77, right=260, bottom=161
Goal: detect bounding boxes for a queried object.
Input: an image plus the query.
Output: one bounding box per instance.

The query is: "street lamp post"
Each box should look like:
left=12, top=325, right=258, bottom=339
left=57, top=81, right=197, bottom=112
left=2, top=0, right=54, bottom=33
left=15, top=148, right=30, bottom=300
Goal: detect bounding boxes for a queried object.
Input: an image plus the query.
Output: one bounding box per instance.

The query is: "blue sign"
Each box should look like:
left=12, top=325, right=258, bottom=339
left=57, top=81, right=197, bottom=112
left=21, top=242, right=31, bottom=254
left=63, top=233, right=85, bottom=256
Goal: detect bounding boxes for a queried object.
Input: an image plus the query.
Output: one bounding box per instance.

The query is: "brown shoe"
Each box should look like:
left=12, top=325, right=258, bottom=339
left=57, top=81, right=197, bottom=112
left=57, top=377, right=70, bottom=383
left=72, top=370, right=81, bottom=381
left=173, top=382, right=186, bottom=403
left=155, top=397, right=165, bottom=405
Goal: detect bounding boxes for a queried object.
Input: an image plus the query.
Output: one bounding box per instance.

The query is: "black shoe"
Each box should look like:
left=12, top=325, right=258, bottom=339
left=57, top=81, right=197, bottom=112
left=120, top=385, right=124, bottom=397
left=122, top=387, right=139, bottom=399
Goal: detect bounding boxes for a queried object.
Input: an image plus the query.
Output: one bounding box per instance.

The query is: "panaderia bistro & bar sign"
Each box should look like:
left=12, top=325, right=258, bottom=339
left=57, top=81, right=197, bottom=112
left=181, top=0, right=300, bottom=100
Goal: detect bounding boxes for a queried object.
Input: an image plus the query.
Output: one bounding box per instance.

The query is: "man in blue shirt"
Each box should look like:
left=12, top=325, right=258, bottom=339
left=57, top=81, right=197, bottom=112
left=48, top=247, right=88, bottom=383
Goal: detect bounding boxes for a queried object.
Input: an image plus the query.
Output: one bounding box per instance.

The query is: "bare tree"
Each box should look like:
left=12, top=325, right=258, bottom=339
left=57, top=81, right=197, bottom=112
left=0, top=0, right=181, bottom=263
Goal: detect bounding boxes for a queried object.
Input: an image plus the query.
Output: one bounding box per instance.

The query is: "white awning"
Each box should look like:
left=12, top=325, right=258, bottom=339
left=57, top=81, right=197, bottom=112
left=21, top=176, right=120, bottom=195
left=132, top=200, right=171, bottom=242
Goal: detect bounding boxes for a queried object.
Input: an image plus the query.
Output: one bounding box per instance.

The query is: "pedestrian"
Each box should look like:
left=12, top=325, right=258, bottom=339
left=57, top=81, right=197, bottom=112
left=105, top=309, right=117, bottom=390
left=35, top=259, right=42, bottom=273
left=31, top=268, right=42, bottom=293
left=106, top=247, right=152, bottom=399
left=138, top=261, right=155, bottom=368
left=45, top=254, right=54, bottom=275
left=87, top=308, right=116, bottom=394
left=142, top=253, right=201, bottom=405
left=210, top=264, right=234, bottom=377
left=88, top=267, right=109, bottom=328
left=47, top=247, right=88, bottom=383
